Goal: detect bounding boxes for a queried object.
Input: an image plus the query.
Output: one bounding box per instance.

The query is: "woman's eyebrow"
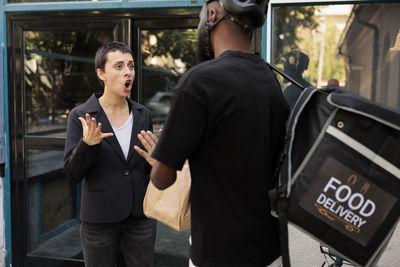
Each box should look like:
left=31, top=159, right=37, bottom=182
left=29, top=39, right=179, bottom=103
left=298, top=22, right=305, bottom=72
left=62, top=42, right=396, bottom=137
left=113, top=60, right=134, bottom=64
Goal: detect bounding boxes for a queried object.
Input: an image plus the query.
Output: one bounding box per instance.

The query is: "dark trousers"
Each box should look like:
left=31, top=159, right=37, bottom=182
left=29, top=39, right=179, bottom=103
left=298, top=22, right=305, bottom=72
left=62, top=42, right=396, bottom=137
left=80, top=215, right=157, bottom=267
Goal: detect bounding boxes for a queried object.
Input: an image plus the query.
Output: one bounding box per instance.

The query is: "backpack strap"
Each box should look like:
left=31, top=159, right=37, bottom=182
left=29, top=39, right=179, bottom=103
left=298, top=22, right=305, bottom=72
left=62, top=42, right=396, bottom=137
left=265, top=62, right=317, bottom=193
left=281, top=86, right=317, bottom=195
left=265, top=63, right=320, bottom=267
left=286, top=87, right=317, bottom=139
left=265, top=62, right=306, bottom=91
left=269, top=87, right=319, bottom=267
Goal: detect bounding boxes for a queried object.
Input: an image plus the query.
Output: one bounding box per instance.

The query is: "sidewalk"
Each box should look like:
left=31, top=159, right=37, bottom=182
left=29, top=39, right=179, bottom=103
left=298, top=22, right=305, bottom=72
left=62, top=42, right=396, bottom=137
left=153, top=221, right=400, bottom=267
left=154, top=222, right=190, bottom=267
left=288, top=223, right=400, bottom=266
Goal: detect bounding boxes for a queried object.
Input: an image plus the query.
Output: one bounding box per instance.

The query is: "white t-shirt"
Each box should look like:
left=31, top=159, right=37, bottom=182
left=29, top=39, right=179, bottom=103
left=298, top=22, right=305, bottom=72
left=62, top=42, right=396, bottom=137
left=112, top=112, right=133, bottom=159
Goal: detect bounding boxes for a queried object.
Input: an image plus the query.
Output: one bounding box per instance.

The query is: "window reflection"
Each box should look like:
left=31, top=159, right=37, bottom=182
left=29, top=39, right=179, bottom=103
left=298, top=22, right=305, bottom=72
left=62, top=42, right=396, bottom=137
left=23, top=29, right=113, bottom=261
left=272, top=3, right=400, bottom=111
left=338, top=4, right=400, bottom=107
left=9, top=0, right=115, bottom=3
left=141, top=28, right=196, bottom=266
left=27, top=149, right=82, bottom=259
left=141, top=29, right=197, bottom=134
left=24, top=30, right=113, bottom=137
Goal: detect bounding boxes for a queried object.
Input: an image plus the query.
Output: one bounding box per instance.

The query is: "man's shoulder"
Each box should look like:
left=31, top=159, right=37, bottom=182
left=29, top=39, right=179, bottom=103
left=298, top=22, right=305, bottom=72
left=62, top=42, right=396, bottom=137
left=178, top=55, right=246, bottom=88
left=181, top=58, right=220, bottom=79
left=174, top=60, right=217, bottom=95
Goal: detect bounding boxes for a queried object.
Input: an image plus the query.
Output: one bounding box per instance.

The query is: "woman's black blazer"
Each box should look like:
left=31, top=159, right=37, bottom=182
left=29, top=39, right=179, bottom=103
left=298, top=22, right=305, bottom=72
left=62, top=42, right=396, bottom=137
left=64, top=93, right=152, bottom=223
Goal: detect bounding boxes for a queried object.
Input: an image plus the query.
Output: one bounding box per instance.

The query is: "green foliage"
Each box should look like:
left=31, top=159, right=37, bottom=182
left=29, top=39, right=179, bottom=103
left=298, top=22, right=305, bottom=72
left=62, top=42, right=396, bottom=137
left=322, top=25, right=345, bottom=81
left=272, top=6, right=347, bottom=88
left=271, top=6, right=319, bottom=87
left=302, top=23, right=346, bottom=86
left=272, top=6, right=319, bottom=63
left=143, top=29, right=197, bottom=72
left=24, top=30, right=112, bottom=130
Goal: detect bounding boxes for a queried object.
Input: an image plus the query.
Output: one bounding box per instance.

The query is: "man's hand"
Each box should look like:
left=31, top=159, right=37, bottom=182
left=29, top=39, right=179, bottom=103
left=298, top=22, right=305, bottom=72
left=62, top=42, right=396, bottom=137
left=134, top=130, right=159, bottom=166
left=134, top=130, right=176, bottom=189
left=79, top=113, right=113, bottom=146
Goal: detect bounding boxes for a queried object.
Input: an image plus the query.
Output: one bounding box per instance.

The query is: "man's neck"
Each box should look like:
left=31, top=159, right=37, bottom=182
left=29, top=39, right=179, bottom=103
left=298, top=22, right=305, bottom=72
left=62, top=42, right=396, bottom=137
left=211, top=24, right=251, bottom=58
left=213, top=44, right=251, bottom=58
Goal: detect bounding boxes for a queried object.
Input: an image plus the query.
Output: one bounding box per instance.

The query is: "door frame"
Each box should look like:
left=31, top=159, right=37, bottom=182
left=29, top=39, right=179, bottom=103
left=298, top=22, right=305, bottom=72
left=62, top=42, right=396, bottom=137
left=7, top=7, right=267, bottom=266
left=7, top=8, right=200, bottom=267
left=7, top=12, right=132, bottom=267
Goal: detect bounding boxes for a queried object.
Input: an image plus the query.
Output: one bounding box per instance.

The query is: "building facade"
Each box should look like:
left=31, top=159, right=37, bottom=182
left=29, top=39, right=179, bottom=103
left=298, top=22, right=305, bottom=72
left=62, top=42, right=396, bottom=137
left=0, top=0, right=399, bottom=266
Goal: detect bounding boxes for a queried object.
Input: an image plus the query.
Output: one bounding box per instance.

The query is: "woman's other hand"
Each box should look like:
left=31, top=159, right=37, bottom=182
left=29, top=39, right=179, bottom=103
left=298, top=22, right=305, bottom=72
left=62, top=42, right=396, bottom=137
left=79, top=113, right=113, bottom=146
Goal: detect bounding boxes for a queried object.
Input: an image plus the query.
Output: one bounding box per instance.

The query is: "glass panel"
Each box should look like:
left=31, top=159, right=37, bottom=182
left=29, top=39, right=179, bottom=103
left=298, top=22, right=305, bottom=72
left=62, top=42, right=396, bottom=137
left=141, top=29, right=197, bottom=134
left=0, top=45, right=4, bottom=170
left=23, top=27, right=115, bottom=261
left=26, top=149, right=82, bottom=260
left=25, top=29, right=113, bottom=137
left=272, top=3, right=400, bottom=111
left=141, top=28, right=196, bottom=266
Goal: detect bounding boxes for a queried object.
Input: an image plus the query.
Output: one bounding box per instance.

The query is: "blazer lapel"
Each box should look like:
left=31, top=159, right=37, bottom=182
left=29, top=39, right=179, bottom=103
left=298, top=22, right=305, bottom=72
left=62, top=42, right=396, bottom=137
left=89, top=94, right=127, bottom=162
left=127, top=101, right=146, bottom=164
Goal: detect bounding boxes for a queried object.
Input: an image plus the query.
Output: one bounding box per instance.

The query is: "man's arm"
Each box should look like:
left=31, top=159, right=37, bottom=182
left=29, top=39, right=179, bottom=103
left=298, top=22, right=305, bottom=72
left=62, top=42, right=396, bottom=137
left=150, top=161, right=177, bottom=190
left=136, top=90, right=206, bottom=189
left=134, top=130, right=177, bottom=190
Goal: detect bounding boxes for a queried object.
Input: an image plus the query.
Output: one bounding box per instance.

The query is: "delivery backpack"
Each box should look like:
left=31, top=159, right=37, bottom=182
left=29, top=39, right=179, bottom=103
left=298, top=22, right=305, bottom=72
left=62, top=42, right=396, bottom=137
left=269, top=85, right=400, bottom=267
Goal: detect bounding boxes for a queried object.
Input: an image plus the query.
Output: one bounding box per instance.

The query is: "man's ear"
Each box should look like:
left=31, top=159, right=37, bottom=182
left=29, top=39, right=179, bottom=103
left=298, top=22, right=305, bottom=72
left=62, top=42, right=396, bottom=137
left=97, top=68, right=105, bottom=82
left=207, top=5, right=218, bottom=24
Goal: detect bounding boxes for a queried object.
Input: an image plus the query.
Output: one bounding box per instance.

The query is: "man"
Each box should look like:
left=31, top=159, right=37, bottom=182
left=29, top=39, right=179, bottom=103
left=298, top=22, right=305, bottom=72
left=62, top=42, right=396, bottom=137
left=326, top=78, right=340, bottom=88
left=282, top=50, right=311, bottom=111
left=64, top=42, right=155, bottom=267
left=145, top=1, right=289, bottom=266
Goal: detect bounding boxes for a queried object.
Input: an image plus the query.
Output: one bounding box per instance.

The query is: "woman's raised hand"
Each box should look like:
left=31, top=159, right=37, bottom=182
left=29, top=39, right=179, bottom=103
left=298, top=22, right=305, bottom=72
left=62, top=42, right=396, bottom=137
left=79, top=113, right=113, bottom=146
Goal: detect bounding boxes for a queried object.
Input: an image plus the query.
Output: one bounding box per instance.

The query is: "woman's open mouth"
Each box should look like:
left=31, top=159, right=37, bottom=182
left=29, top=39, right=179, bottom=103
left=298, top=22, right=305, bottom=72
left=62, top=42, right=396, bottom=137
left=124, top=79, right=132, bottom=90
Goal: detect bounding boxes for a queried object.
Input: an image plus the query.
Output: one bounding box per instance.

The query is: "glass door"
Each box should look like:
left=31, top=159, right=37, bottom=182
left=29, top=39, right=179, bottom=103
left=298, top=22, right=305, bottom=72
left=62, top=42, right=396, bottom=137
left=134, top=18, right=199, bottom=267
left=8, top=8, right=202, bottom=267
left=8, top=14, right=129, bottom=266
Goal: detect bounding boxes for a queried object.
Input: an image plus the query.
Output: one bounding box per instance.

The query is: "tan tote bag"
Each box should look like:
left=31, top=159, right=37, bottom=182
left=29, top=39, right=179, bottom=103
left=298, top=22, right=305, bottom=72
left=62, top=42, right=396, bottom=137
left=143, top=162, right=191, bottom=231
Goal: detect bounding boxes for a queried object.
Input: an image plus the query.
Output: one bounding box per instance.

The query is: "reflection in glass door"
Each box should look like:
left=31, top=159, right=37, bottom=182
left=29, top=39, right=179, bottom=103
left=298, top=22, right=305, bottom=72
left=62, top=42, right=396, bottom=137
left=25, top=28, right=114, bottom=261
left=8, top=15, right=129, bottom=266
left=9, top=10, right=200, bottom=266
left=271, top=3, right=400, bottom=112
left=24, top=29, right=112, bottom=137
left=141, top=28, right=197, bottom=134
left=140, top=27, right=198, bottom=266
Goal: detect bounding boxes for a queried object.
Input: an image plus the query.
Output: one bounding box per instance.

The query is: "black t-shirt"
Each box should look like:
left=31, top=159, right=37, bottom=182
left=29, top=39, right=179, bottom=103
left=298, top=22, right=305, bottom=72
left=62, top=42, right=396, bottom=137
left=152, top=50, right=289, bottom=267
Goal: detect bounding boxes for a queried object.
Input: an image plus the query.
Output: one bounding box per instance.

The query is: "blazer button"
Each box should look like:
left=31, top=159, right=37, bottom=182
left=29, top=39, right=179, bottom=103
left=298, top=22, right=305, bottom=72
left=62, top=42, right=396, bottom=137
left=124, top=169, right=130, bottom=176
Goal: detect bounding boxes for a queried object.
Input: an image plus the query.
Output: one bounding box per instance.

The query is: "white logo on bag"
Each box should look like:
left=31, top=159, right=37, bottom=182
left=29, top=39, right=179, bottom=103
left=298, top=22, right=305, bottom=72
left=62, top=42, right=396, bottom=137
left=316, top=176, right=376, bottom=228
left=300, top=156, right=397, bottom=246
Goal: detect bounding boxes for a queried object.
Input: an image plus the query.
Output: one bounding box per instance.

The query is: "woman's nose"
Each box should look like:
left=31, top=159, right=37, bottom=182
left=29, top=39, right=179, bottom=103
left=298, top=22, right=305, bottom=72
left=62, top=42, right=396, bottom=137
left=124, top=66, right=132, bottom=76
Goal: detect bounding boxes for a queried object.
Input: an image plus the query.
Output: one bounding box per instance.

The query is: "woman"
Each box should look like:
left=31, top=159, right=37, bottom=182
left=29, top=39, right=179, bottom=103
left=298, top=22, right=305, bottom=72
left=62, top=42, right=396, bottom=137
left=64, top=41, right=155, bottom=267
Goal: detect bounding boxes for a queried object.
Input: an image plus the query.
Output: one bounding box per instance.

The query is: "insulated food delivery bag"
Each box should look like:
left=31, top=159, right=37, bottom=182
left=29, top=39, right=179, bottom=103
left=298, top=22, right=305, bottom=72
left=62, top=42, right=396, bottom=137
left=270, top=86, right=400, bottom=267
